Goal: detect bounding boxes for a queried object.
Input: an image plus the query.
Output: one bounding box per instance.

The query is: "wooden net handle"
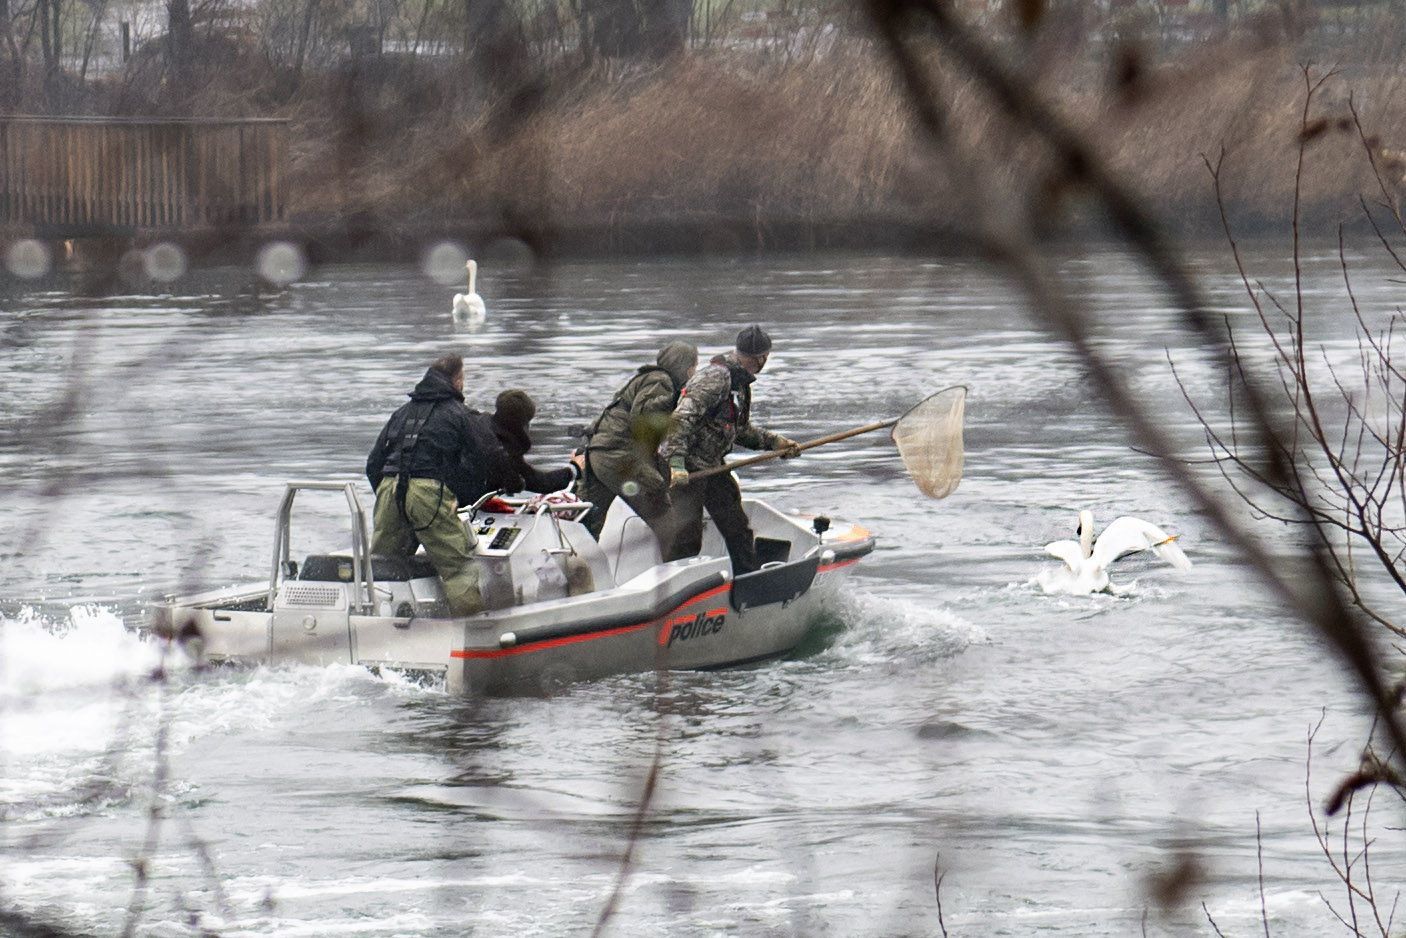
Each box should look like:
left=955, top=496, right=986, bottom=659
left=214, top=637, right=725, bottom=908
left=685, top=418, right=900, bottom=482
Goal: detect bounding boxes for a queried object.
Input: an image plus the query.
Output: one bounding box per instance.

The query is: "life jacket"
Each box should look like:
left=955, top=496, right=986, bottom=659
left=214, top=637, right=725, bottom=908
left=384, top=399, right=442, bottom=531
left=584, top=364, right=676, bottom=444
left=380, top=402, right=498, bottom=524
left=702, top=358, right=752, bottom=430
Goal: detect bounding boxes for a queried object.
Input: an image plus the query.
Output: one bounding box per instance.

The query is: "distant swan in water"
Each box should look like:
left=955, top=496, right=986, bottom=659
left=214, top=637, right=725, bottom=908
left=453, top=259, right=486, bottom=321
left=1038, top=510, right=1192, bottom=595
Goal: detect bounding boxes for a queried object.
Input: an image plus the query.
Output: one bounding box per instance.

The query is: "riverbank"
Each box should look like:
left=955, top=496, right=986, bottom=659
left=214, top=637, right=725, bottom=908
left=269, top=41, right=1406, bottom=247
left=10, top=32, right=1406, bottom=262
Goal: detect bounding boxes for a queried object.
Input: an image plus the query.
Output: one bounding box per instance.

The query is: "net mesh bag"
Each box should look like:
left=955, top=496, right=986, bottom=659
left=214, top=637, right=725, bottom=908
left=890, top=386, right=966, bottom=499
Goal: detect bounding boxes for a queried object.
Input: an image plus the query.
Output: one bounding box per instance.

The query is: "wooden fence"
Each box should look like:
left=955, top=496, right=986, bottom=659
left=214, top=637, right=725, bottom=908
left=0, top=116, right=288, bottom=235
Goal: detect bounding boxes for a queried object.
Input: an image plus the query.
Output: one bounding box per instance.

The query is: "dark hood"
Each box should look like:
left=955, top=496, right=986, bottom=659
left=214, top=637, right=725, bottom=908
left=492, top=413, right=532, bottom=455
left=408, top=367, right=465, bottom=403
left=656, top=340, right=698, bottom=390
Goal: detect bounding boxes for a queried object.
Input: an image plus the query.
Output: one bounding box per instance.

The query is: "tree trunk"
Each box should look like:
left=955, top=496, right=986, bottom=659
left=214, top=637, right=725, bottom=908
left=37, top=0, right=51, bottom=69
left=37, top=0, right=57, bottom=108
left=166, top=0, right=194, bottom=104
left=462, top=0, right=533, bottom=130
left=79, top=0, right=108, bottom=80
left=292, top=0, right=320, bottom=80
left=410, top=0, right=437, bottom=56
left=52, top=0, right=60, bottom=63
left=0, top=0, right=23, bottom=110
left=579, top=0, right=690, bottom=60
left=641, top=0, right=689, bottom=58
left=579, top=0, right=638, bottom=58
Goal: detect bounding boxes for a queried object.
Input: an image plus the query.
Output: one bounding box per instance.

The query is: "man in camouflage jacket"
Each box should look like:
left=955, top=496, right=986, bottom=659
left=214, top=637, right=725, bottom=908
left=660, top=325, right=799, bottom=574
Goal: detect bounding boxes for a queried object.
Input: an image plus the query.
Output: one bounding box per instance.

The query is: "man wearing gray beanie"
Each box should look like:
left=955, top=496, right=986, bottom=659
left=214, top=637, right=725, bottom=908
left=660, top=324, right=799, bottom=574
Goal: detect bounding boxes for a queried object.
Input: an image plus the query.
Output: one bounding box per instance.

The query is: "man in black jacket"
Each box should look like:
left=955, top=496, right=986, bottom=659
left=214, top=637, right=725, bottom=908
left=365, top=354, right=497, bottom=616
left=490, top=389, right=583, bottom=495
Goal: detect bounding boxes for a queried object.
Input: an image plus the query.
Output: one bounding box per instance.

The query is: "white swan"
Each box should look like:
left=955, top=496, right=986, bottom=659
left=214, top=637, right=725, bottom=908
left=452, top=259, right=486, bottom=321
left=1038, top=510, right=1192, bottom=595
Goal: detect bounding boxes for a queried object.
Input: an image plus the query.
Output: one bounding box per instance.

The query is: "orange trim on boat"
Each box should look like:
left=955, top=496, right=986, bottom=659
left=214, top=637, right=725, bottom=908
left=817, top=558, right=860, bottom=574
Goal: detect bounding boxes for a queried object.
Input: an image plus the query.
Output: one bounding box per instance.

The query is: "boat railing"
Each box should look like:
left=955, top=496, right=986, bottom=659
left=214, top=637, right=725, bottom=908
left=463, top=490, right=593, bottom=527
left=269, top=481, right=376, bottom=615
left=529, top=499, right=593, bottom=555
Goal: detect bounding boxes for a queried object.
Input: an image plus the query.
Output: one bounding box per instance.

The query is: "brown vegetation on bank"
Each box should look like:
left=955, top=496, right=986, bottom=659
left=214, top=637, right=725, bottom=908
left=275, top=41, right=1406, bottom=245
left=8, top=10, right=1406, bottom=247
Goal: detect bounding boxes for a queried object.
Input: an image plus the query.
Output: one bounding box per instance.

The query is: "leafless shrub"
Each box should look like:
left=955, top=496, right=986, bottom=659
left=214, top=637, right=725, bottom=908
left=1178, top=66, right=1406, bottom=639
left=1308, top=715, right=1405, bottom=936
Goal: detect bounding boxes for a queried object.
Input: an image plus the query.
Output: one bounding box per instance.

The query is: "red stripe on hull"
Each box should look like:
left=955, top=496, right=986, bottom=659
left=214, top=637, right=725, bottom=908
left=817, top=558, right=860, bottom=574
left=453, top=583, right=733, bottom=660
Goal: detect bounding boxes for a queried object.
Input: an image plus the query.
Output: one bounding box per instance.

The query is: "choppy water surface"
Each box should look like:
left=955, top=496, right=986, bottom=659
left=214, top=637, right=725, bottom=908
left=0, top=245, right=1399, bottom=936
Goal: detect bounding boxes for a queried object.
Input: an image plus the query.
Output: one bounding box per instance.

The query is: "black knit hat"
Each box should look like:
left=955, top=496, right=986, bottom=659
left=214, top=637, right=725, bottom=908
left=735, top=324, right=773, bottom=356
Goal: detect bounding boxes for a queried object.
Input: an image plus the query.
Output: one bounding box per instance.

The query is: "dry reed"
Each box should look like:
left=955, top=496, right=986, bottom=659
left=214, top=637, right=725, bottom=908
left=15, top=22, right=1406, bottom=244
left=274, top=38, right=1406, bottom=242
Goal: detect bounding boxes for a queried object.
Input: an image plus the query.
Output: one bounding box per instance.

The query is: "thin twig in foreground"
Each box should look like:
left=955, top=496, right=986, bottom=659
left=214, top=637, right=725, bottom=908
left=591, top=676, right=668, bottom=937
left=1257, top=811, right=1271, bottom=937
left=934, top=854, right=949, bottom=938
left=1203, top=900, right=1229, bottom=937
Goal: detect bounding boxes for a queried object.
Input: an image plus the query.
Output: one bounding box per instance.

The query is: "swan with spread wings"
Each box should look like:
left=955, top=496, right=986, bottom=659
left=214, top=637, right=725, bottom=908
left=1038, top=510, right=1192, bottom=595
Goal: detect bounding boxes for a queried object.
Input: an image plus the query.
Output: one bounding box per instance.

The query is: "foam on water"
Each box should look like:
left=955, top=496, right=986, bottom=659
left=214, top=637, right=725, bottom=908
left=831, top=589, right=988, bottom=664
left=163, top=660, right=439, bottom=742
left=0, top=604, right=167, bottom=701
left=0, top=605, right=440, bottom=826
left=0, top=606, right=174, bottom=818
left=1199, top=887, right=1345, bottom=935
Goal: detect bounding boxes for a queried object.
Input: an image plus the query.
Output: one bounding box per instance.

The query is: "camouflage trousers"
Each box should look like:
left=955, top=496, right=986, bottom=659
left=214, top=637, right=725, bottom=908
left=664, top=471, right=759, bottom=575
left=372, top=477, right=483, bottom=616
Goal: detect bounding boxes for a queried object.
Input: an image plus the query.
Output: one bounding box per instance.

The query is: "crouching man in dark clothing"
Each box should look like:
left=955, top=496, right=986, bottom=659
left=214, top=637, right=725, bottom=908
left=490, top=389, right=583, bottom=495
left=365, top=354, right=495, bottom=616
left=577, top=340, right=698, bottom=541
left=660, top=326, right=799, bottom=575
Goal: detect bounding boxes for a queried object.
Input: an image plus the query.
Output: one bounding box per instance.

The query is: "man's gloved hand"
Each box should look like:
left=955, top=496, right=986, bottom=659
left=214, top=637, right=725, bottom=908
left=668, top=458, right=689, bottom=489
left=774, top=436, right=802, bottom=459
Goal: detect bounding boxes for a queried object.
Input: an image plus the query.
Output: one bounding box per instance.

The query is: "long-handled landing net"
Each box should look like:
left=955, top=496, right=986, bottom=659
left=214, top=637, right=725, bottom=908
left=690, top=386, right=968, bottom=499
left=890, top=385, right=966, bottom=498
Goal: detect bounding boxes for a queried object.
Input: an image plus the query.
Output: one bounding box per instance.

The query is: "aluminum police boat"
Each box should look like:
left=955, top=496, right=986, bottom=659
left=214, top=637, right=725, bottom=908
left=153, top=480, right=876, bottom=695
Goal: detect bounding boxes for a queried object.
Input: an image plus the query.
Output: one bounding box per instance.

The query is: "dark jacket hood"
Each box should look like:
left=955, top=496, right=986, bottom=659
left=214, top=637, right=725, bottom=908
left=492, top=413, right=532, bottom=455
left=656, top=341, right=698, bottom=390
left=409, top=367, right=465, bottom=403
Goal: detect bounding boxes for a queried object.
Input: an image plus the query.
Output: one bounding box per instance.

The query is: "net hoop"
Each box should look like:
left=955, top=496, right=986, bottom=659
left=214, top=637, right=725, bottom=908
left=890, top=385, right=967, bottom=500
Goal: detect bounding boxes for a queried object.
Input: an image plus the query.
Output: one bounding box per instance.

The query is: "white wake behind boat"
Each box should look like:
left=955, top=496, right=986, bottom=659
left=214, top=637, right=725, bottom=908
left=153, top=481, right=876, bottom=695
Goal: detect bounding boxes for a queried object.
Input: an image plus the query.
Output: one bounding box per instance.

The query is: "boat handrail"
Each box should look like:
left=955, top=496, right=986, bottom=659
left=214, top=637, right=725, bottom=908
left=531, top=500, right=592, bottom=515
left=465, top=490, right=507, bottom=513
left=464, top=490, right=591, bottom=513
left=268, top=480, right=376, bottom=615
left=463, top=489, right=592, bottom=526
